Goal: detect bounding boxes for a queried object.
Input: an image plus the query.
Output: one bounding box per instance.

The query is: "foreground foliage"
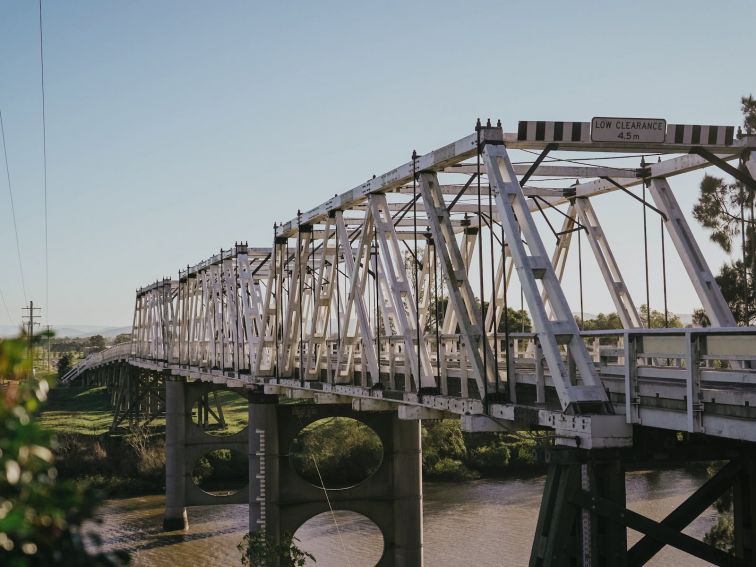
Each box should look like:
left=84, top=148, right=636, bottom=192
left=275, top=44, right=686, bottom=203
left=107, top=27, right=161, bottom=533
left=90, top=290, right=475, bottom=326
left=0, top=336, right=128, bottom=566
left=238, top=531, right=315, bottom=567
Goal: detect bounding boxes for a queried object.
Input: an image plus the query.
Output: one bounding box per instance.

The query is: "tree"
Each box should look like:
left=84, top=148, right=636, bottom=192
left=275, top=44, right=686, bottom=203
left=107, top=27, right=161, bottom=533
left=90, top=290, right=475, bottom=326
left=692, top=308, right=711, bottom=328
left=57, top=353, right=73, bottom=378
left=639, top=305, right=683, bottom=329
left=86, top=335, right=106, bottom=351
left=578, top=312, right=623, bottom=331
left=112, top=333, right=131, bottom=345
left=0, top=336, right=128, bottom=566
left=498, top=307, right=532, bottom=333
left=693, top=95, right=756, bottom=325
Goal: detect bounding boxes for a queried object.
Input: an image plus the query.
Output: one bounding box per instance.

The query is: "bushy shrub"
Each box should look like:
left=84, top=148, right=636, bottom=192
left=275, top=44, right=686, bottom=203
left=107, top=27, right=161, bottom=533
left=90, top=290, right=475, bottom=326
left=238, top=531, right=314, bottom=566
left=422, top=420, right=466, bottom=467
left=425, top=457, right=479, bottom=481
left=704, top=515, right=734, bottom=553
left=193, top=449, right=247, bottom=492
left=468, top=444, right=511, bottom=472
left=510, top=441, right=538, bottom=467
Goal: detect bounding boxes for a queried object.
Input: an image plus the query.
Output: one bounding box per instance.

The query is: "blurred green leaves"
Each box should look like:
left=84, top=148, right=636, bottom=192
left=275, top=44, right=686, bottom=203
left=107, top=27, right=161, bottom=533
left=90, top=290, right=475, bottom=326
left=0, top=335, right=128, bottom=566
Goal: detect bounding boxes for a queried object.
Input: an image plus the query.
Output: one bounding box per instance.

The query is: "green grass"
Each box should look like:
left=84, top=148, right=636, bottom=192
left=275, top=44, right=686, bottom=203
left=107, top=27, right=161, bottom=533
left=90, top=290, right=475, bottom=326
left=197, top=389, right=249, bottom=435
left=38, top=386, right=114, bottom=435
left=37, top=385, right=251, bottom=437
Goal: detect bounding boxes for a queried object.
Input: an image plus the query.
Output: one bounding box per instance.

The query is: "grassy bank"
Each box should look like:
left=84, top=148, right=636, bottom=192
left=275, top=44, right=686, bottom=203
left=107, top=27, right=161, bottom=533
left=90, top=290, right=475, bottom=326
left=38, top=386, right=113, bottom=434
left=39, top=386, right=250, bottom=436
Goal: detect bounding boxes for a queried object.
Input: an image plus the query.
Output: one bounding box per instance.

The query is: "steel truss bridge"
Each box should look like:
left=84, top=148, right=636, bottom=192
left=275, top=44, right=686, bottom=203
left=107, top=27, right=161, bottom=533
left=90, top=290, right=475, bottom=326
left=65, top=119, right=756, bottom=566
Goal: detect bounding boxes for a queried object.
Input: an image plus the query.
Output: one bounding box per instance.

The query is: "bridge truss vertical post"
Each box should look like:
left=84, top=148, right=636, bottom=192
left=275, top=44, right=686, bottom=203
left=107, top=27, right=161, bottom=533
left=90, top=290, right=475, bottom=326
left=163, top=377, right=188, bottom=530
left=304, top=216, right=337, bottom=381
left=334, top=209, right=380, bottom=386
left=370, top=194, right=435, bottom=392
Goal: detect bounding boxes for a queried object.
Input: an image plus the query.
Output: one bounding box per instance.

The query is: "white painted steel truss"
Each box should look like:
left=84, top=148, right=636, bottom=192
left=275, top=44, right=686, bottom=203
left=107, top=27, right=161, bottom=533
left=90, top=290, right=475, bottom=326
left=71, top=121, right=756, bottom=441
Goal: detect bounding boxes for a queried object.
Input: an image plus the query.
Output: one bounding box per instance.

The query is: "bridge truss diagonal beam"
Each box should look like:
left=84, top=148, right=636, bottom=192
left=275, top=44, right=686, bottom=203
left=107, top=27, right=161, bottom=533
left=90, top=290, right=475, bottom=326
left=648, top=177, right=737, bottom=327
left=574, top=197, right=642, bottom=328
left=419, top=171, right=497, bottom=399
left=483, top=143, right=609, bottom=412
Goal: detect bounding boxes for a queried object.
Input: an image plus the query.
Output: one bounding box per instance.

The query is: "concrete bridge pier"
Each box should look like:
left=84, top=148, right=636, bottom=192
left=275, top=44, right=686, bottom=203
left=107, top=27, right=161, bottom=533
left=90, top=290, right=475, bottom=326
left=162, top=379, right=249, bottom=531
left=391, top=414, right=424, bottom=566
left=163, top=378, right=188, bottom=531
left=248, top=397, right=423, bottom=567
left=249, top=394, right=280, bottom=540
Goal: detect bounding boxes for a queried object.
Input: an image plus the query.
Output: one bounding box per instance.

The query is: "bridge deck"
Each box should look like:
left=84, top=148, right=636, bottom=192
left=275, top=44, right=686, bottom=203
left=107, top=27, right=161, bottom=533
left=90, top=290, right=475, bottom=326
left=67, top=325, right=756, bottom=447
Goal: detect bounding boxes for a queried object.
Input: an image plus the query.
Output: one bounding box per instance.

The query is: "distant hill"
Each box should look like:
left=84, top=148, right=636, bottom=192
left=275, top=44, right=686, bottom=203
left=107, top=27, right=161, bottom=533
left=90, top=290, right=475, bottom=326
left=0, top=324, right=131, bottom=339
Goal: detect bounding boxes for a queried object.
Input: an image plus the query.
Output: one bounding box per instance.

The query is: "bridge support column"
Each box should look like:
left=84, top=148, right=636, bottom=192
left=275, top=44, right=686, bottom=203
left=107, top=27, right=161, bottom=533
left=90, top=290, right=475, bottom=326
left=734, top=453, right=756, bottom=563
left=247, top=402, right=423, bottom=566
left=391, top=417, right=423, bottom=566
left=163, top=378, right=188, bottom=531
left=249, top=394, right=280, bottom=542
left=530, top=448, right=626, bottom=567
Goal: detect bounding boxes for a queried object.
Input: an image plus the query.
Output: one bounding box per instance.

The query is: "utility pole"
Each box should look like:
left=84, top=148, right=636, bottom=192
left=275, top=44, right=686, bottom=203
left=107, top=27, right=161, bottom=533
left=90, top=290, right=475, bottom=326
left=21, top=301, right=42, bottom=366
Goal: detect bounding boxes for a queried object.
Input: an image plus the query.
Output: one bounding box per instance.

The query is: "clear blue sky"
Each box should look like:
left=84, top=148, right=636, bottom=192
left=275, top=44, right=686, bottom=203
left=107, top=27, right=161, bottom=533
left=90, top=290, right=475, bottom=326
left=0, top=0, right=754, bottom=327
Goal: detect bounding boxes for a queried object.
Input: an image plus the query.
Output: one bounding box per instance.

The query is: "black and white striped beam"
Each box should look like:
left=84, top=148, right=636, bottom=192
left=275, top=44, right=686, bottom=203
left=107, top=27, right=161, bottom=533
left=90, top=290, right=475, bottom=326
left=666, top=124, right=735, bottom=146
left=517, top=120, right=735, bottom=147
left=517, top=121, right=590, bottom=143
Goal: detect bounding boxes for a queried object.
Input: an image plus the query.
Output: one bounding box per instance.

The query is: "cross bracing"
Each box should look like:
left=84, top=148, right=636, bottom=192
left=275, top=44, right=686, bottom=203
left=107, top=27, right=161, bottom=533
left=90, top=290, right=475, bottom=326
left=65, top=120, right=756, bottom=448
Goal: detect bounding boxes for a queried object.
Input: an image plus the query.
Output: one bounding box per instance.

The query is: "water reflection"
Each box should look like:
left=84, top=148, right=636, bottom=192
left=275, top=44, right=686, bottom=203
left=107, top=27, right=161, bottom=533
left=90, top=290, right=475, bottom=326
left=87, top=469, right=719, bottom=567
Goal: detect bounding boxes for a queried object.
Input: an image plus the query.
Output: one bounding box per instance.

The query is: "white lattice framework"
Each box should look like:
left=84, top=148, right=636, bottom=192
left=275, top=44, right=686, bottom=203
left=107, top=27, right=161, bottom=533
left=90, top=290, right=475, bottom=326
left=70, top=120, right=756, bottom=444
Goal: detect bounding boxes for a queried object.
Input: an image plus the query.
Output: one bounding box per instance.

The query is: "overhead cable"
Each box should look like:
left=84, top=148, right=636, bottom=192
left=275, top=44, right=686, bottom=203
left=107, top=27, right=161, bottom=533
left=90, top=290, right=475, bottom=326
left=0, top=109, right=27, bottom=303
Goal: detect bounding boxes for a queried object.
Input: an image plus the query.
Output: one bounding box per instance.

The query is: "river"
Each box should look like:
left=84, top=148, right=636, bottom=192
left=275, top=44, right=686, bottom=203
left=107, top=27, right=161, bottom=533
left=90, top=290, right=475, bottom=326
left=87, top=468, right=719, bottom=566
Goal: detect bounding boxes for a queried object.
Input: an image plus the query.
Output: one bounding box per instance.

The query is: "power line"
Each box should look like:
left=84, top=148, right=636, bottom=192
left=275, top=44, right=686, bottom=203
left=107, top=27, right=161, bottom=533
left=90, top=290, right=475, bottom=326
left=38, top=0, right=49, bottom=328
left=0, top=109, right=28, bottom=304
left=520, top=148, right=664, bottom=170
left=0, top=286, right=13, bottom=325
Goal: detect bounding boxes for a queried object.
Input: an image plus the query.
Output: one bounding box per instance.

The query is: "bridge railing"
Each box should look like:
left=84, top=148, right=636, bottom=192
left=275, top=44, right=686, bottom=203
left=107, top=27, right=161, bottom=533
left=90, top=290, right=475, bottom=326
left=60, top=342, right=133, bottom=384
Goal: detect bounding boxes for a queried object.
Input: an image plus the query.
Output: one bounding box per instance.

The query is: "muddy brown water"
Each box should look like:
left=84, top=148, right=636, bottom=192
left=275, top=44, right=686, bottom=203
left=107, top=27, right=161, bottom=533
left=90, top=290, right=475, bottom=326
left=86, top=469, right=719, bottom=566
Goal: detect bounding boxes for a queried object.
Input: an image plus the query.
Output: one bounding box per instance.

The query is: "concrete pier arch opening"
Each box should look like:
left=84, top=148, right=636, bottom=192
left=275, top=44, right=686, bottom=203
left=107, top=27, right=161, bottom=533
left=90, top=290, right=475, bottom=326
left=188, top=387, right=248, bottom=436
left=293, top=510, right=385, bottom=567
left=191, top=448, right=248, bottom=496
left=289, top=416, right=383, bottom=489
